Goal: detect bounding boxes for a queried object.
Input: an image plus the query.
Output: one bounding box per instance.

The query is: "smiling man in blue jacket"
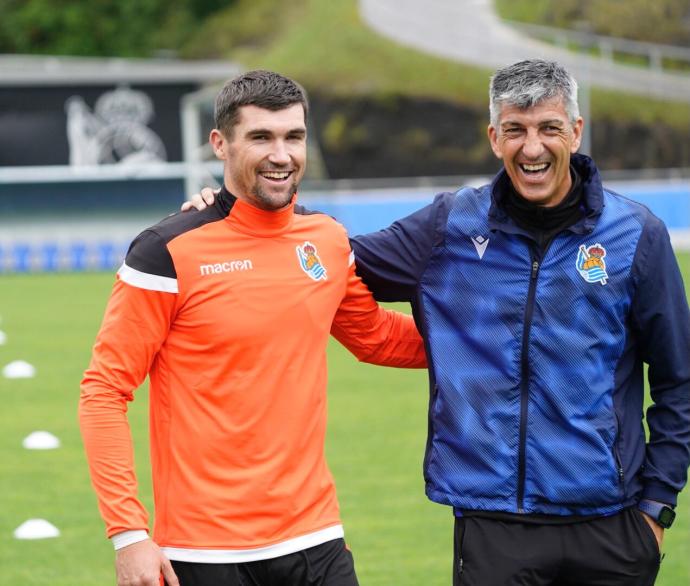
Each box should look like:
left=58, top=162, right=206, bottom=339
left=351, top=59, right=690, bottom=585
left=187, top=60, right=690, bottom=585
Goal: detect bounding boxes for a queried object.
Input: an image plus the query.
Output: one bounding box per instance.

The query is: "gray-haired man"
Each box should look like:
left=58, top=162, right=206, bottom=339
left=188, top=60, right=690, bottom=585
left=353, top=58, right=690, bottom=586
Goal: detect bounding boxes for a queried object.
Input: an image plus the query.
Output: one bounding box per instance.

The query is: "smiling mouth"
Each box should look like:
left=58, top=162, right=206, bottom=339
left=259, top=170, right=293, bottom=182
left=519, top=162, right=550, bottom=174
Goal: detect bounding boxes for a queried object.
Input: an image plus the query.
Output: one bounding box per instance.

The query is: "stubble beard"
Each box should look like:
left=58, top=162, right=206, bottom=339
left=250, top=180, right=299, bottom=211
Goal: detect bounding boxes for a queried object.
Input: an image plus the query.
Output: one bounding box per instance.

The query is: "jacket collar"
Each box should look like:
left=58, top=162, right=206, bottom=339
left=487, top=153, right=603, bottom=236
left=218, top=186, right=297, bottom=237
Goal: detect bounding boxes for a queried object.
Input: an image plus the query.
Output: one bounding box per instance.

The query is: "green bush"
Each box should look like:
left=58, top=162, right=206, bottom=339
left=0, top=0, right=236, bottom=57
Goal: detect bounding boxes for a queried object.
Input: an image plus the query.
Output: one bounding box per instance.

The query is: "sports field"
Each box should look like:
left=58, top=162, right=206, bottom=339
left=1, top=254, right=688, bottom=585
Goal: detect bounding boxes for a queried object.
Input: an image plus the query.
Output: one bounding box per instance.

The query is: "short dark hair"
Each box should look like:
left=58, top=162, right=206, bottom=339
left=214, top=70, right=309, bottom=136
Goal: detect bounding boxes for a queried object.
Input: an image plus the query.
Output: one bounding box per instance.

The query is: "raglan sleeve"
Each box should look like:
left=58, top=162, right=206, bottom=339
left=632, top=216, right=690, bottom=506
left=350, top=192, right=454, bottom=302
left=78, top=230, right=178, bottom=538
left=330, top=247, right=427, bottom=369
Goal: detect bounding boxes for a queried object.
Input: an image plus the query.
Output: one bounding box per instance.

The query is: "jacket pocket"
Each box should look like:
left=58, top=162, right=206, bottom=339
left=454, top=518, right=469, bottom=584
left=611, top=411, right=625, bottom=492
left=633, top=508, right=662, bottom=556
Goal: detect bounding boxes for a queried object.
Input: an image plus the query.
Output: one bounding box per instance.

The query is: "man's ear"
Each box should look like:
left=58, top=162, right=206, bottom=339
left=487, top=125, right=503, bottom=159
left=209, top=129, right=226, bottom=160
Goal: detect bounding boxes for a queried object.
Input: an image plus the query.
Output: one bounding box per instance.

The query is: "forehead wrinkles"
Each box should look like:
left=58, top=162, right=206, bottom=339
left=501, top=118, right=567, bottom=128
left=498, top=103, right=570, bottom=127
left=242, top=125, right=306, bottom=139
left=237, top=108, right=306, bottom=138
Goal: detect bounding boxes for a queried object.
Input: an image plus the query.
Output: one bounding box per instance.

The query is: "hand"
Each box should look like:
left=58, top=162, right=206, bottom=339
left=639, top=511, right=664, bottom=551
left=180, top=187, right=218, bottom=212
left=115, top=539, right=179, bottom=586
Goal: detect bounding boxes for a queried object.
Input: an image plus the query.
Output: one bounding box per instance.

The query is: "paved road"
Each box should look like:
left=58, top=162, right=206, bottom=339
left=360, top=0, right=690, bottom=102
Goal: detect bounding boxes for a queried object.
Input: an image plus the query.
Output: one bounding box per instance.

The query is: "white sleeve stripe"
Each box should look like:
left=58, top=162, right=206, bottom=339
left=111, top=530, right=149, bottom=550
left=348, top=251, right=355, bottom=267
left=118, top=262, right=179, bottom=293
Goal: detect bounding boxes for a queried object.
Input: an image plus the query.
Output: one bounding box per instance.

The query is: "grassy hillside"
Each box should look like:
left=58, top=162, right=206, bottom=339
left=3, top=0, right=689, bottom=129
left=1, top=253, right=689, bottom=584
left=184, top=0, right=492, bottom=106
left=179, top=0, right=690, bottom=129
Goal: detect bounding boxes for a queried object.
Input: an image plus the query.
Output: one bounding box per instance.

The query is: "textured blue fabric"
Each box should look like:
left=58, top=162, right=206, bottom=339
left=352, top=153, right=690, bottom=516
left=422, top=184, right=643, bottom=514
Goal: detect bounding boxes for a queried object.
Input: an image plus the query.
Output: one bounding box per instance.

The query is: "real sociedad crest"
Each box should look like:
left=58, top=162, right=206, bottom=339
left=576, top=242, right=608, bottom=285
left=296, top=241, right=327, bottom=281
left=64, top=87, right=166, bottom=166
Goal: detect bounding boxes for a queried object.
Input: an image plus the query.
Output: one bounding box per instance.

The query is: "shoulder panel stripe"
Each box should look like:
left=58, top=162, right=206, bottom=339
left=118, top=262, right=179, bottom=294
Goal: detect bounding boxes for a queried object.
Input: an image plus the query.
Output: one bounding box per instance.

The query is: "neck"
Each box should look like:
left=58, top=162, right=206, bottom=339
left=504, top=166, right=583, bottom=236
left=221, top=186, right=297, bottom=237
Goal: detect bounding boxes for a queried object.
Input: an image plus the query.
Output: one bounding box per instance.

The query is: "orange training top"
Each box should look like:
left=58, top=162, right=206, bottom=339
left=79, top=188, right=426, bottom=562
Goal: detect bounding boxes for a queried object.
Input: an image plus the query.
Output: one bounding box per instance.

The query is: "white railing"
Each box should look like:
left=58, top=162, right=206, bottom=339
left=505, top=20, right=690, bottom=74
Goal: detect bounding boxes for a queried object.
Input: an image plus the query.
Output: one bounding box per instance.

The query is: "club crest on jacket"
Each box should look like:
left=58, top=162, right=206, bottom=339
left=296, top=241, right=327, bottom=281
left=576, top=243, right=608, bottom=285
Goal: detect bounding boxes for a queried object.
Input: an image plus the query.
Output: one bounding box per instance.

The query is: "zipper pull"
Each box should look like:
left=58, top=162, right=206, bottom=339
left=531, top=260, right=539, bottom=279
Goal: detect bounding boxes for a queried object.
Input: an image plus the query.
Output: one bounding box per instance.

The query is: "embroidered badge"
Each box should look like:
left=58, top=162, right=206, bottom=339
left=296, top=241, right=327, bottom=281
left=576, top=243, right=608, bottom=285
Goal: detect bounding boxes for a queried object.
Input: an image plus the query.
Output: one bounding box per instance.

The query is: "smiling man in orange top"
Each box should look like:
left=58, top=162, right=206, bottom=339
left=79, top=70, right=426, bottom=586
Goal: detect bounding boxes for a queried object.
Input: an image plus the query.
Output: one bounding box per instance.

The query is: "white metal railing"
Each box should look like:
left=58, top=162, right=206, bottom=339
left=505, top=20, right=690, bottom=73
left=1, top=161, right=690, bottom=188
left=0, top=161, right=223, bottom=185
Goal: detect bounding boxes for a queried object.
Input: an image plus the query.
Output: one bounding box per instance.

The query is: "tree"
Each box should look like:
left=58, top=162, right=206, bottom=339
left=0, top=0, right=238, bottom=57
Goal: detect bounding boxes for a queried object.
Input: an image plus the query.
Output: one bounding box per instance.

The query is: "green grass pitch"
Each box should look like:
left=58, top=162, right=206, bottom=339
left=1, top=253, right=688, bottom=584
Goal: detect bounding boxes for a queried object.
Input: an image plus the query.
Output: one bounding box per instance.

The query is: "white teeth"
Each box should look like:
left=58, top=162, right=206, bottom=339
left=522, top=163, right=549, bottom=172
left=261, top=172, right=290, bottom=179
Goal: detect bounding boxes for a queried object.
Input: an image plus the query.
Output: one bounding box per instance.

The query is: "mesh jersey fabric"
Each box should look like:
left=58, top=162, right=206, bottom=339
left=80, top=189, right=426, bottom=558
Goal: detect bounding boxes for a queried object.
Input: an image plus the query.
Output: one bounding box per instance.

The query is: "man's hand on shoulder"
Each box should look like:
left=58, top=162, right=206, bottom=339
left=180, top=188, right=218, bottom=212
left=115, top=539, right=179, bottom=586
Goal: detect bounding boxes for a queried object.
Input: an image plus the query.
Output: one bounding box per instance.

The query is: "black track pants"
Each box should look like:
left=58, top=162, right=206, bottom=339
left=453, top=508, right=661, bottom=586
left=168, top=538, right=359, bottom=586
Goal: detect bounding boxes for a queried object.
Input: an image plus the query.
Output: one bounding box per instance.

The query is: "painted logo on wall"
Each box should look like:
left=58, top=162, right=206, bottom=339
left=65, top=87, right=166, bottom=166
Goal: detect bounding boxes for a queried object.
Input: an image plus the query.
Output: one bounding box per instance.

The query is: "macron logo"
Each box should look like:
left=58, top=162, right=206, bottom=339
left=471, top=235, right=489, bottom=259
left=200, top=260, right=253, bottom=276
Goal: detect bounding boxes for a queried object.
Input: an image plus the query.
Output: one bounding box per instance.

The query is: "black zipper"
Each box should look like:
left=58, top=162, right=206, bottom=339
left=613, top=412, right=625, bottom=485
left=423, top=382, right=440, bottom=481
left=517, top=253, right=541, bottom=513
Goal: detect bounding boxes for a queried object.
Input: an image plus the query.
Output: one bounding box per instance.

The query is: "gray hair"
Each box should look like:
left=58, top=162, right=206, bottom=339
left=489, top=60, right=579, bottom=128
left=215, top=70, right=309, bottom=136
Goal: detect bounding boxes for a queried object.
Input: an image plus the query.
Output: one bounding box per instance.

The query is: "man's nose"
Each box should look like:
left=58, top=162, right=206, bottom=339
left=268, top=141, right=291, bottom=165
left=522, top=131, right=544, bottom=159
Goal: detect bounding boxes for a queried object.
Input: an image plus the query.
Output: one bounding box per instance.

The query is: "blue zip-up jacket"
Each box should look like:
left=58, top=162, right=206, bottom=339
left=352, top=154, right=690, bottom=516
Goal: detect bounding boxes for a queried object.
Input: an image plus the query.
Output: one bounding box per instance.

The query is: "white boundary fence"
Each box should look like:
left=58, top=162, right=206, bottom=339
left=506, top=21, right=690, bottom=74
left=0, top=165, right=688, bottom=273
